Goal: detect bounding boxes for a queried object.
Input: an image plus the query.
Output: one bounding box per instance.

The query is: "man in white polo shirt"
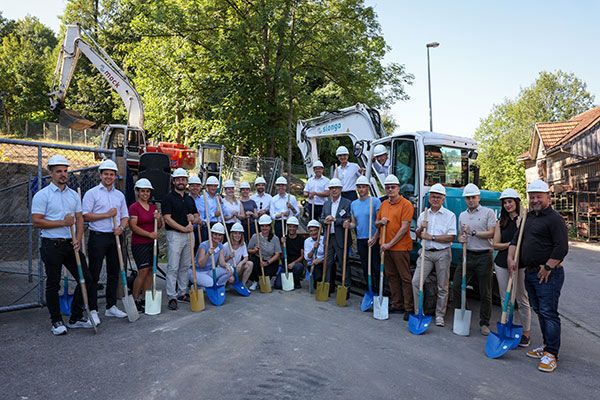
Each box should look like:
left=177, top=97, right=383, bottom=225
left=270, top=176, right=299, bottom=238
left=334, top=145, right=363, bottom=201
left=251, top=176, right=272, bottom=218
left=82, top=159, right=129, bottom=324
left=303, top=160, right=330, bottom=220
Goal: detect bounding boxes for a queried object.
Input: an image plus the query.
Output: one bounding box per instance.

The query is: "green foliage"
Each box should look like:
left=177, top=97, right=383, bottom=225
left=474, top=70, right=594, bottom=194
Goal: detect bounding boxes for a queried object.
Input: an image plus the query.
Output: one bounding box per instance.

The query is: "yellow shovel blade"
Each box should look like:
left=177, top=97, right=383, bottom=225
left=259, top=276, right=272, bottom=293
left=315, top=282, right=329, bottom=302
left=190, top=288, right=205, bottom=312
left=335, top=286, right=348, bottom=307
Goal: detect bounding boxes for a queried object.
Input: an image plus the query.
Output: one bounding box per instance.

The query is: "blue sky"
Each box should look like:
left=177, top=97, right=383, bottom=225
left=3, top=0, right=599, bottom=138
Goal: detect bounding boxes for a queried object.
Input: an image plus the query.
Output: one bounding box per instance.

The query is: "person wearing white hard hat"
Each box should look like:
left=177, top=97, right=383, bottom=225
left=191, top=223, right=233, bottom=288
left=452, top=183, right=497, bottom=335
left=162, top=168, right=199, bottom=310
left=303, top=160, right=330, bottom=221
left=223, top=223, right=253, bottom=286
left=247, top=214, right=282, bottom=290
left=346, top=175, right=381, bottom=292
left=374, top=174, right=414, bottom=319
left=492, top=188, right=531, bottom=346
left=412, top=183, right=456, bottom=327
left=507, top=179, right=568, bottom=372
left=32, top=155, right=94, bottom=334
left=239, top=182, right=258, bottom=242
left=251, top=176, right=272, bottom=218
left=320, top=177, right=352, bottom=296
left=187, top=175, right=204, bottom=255
left=274, top=216, right=305, bottom=289
left=221, top=179, right=244, bottom=236
left=334, top=145, right=363, bottom=201
left=195, top=175, right=221, bottom=243
left=82, top=158, right=129, bottom=322
left=270, top=176, right=299, bottom=238
left=372, top=144, right=391, bottom=178
left=129, top=178, right=163, bottom=311
left=303, top=220, right=326, bottom=289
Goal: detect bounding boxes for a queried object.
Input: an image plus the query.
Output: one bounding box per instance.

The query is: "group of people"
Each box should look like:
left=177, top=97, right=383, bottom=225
left=33, top=146, right=568, bottom=373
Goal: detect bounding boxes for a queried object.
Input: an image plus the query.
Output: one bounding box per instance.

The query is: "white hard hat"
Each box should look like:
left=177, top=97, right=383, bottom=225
left=231, top=222, right=244, bottom=233
left=275, top=176, right=287, bottom=185
left=98, top=159, right=118, bottom=172
left=328, top=178, right=342, bottom=188
left=258, top=214, right=272, bottom=225
left=188, top=175, right=202, bottom=185
left=307, top=219, right=321, bottom=229
left=210, top=222, right=226, bottom=235
left=206, top=176, right=219, bottom=186
left=384, top=174, right=400, bottom=186
left=172, top=168, right=188, bottom=178
left=462, top=183, right=480, bottom=197
left=356, top=176, right=369, bottom=186
left=255, top=176, right=267, bottom=185
left=373, top=144, right=388, bottom=157
left=313, top=160, right=324, bottom=169
left=134, top=178, right=154, bottom=190
left=429, top=183, right=446, bottom=196
left=47, top=154, right=70, bottom=167
left=239, top=181, right=251, bottom=189
left=336, top=146, right=349, bottom=156
left=223, top=179, right=235, bottom=188
left=500, top=188, right=520, bottom=199
left=527, top=180, right=549, bottom=193
left=286, top=216, right=299, bottom=226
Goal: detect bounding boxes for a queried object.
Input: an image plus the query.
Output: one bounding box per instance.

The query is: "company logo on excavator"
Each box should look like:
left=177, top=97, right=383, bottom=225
left=103, top=70, right=121, bottom=89
left=318, top=122, right=342, bottom=135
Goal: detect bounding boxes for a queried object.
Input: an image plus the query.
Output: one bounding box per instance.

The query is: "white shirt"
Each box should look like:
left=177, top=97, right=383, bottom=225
left=335, top=162, right=361, bottom=191
left=251, top=192, right=272, bottom=214
left=304, top=176, right=330, bottom=205
left=223, top=242, right=248, bottom=266
left=329, top=197, right=341, bottom=233
left=82, top=184, right=129, bottom=233
left=221, top=197, right=242, bottom=224
left=270, top=193, right=299, bottom=220
left=417, top=206, right=457, bottom=250
left=31, top=183, right=82, bottom=239
left=373, top=158, right=391, bottom=178
left=303, top=236, right=325, bottom=265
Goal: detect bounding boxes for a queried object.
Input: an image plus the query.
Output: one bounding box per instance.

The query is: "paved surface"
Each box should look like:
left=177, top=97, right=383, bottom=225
left=1, top=242, right=599, bottom=400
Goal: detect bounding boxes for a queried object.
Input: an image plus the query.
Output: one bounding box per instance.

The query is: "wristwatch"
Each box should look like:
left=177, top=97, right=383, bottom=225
left=471, top=230, right=477, bottom=237
left=432, top=235, right=437, bottom=242
left=544, top=264, right=553, bottom=271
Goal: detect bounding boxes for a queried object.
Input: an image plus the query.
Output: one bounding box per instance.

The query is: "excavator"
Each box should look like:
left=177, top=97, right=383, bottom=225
left=49, top=23, right=195, bottom=172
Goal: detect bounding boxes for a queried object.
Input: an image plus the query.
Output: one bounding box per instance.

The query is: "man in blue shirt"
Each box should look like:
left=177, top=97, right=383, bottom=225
left=32, top=155, right=93, bottom=335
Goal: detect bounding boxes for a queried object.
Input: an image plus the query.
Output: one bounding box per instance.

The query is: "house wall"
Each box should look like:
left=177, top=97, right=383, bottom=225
left=570, top=121, right=600, bottom=158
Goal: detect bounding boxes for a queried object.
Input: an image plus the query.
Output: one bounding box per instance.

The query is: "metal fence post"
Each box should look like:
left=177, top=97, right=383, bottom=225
left=37, top=145, right=44, bottom=305
left=55, top=124, right=59, bottom=141
left=84, top=129, right=87, bottom=145
left=69, top=128, right=73, bottom=144
left=28, top=173, right=33, bottom=283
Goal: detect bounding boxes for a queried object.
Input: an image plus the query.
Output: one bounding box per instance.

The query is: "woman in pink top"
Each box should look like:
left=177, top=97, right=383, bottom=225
left=129, top=179, right=162, bottom=311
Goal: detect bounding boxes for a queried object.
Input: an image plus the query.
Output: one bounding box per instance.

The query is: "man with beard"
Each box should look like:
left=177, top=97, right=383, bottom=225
left=251, top=176, right=272, bottom=218
left=194, top=175, right=220, bottom=243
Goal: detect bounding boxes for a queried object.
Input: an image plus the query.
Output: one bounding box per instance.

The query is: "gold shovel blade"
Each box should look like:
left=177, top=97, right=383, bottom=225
left=315, top=282, right=329, bottom=302
left=335, top=286, right=348, bottom=307
left=259, top=276, right=272, bottom=293
left=190, top=288, right=205, bottom=312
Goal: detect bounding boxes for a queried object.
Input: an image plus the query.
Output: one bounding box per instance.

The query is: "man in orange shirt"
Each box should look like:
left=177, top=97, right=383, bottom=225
left=375, top=174, right=414, bottom=321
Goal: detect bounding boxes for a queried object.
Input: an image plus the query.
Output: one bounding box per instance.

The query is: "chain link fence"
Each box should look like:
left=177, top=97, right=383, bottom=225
left=2, top=119, right=104, bottom=146
left=228, top=155, right=282, bottom=194
left=0, top=138, right=115, bottom=313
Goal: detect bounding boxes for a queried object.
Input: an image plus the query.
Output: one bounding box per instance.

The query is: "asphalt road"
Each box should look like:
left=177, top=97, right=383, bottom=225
left=1, top=241, right=599, bottom=400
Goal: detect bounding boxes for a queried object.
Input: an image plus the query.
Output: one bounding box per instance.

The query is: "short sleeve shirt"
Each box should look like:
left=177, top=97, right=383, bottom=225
left=129, top=202, right=157, bottom=245
left=417, top=206, right=457, bottom=250
left=223, top=242, right=248, bottom=266
left=250, top=193, right=272, bottom=214
left=31, top=182, right=82, bottom=239
left=82, top=184, right=129, bottom=233
left=285, top=235, right=304, bottom=261
left=351, top=196, right=381, bottom=239
left=304, top=236, right=325, bottom=265
left=248, top=233, right=282, bottom=261
left=377, top=196, right=414, bottom=251
left=162, top=191, right=198, bottom=231
left=304, top=176, right=330, bottom=205
left=336, top=162, right=361, bottom=191
left=195, top=241, right=224, bottom=272
left=458, top=205, right=497, bottom=250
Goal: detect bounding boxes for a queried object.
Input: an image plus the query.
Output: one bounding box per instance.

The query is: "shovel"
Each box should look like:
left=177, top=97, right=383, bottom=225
left=113, top=216, right=139, bottom=322
left=69, top=224, right=97, bottom=333
left=231, top=265, right=250, bottom=296
left=205, top=195, right=229, bottom=305
left=144, top=218, right=162, bottom=315
left=373, top=225, right=388, bottom=320
left=315, top=221, right=331, bottom=302
left=188, top=229, right=207, bottom=310
left=307, top=224, right=322, bottom=294
left=255, top=219, right=272, bottom=293
left=336, top=226, right=349, bottom=306
left=360, top=197, right=374, bottom=312
left=409, top=210, right=432, bottom=334
left=280, top=218, right=295, bottom=291
left=59, top=266, right=73, bottom=316
left=504, top=276, right=523, bottom=350
left=453, top=242, right=472, bottom=336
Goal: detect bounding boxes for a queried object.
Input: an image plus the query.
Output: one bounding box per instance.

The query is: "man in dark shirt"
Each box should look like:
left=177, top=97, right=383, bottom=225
left=274, top=216, right=305, bottom=289
left=162, top=168, right=199, bottom=310
left=508, top=179, right=568, bottom=373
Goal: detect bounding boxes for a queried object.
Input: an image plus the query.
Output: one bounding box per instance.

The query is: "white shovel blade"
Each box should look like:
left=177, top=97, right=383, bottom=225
left=452, top=308, right=472, bottom=336
left=373, top=296, right=389, bottom=320
left=144, top=289, right=162, bottom=315
left=281, top=272, right=295, bottom=292
left=122, top=295, right=140, bottom=322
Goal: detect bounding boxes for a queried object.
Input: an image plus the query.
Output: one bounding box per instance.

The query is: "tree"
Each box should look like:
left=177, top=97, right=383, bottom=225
left=474, top=70, right=594, bottom=193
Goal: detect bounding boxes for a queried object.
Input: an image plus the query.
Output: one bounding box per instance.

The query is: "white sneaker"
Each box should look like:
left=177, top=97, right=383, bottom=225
left=51, top=321, right=67, bottom=335
left=105, top=305, right=127, bottom=318
left=435, top=317, right=445, bottom=327
left=249, top=281, right=258, bottom=291
left=90, top=310, right=101, bottom=326
left=67, top=318, right=93, bottom=329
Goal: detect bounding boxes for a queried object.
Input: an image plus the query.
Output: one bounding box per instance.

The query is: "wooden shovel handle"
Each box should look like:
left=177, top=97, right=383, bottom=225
left=341, top=226, right=349, bottom=286
left=322, top=221, right=331, bottom=283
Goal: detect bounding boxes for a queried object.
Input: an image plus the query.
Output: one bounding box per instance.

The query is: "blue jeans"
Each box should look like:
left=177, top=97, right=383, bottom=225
left=524, top=267, right=564, bottom=356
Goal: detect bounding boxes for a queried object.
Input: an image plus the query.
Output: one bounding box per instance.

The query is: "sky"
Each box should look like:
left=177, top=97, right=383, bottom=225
left=3, top=0, right=599, bottom=138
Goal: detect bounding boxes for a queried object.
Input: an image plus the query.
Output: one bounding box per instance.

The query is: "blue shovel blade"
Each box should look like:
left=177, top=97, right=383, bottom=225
left=59, top=293, right=73, bottom=316
left=360, top=290, right=374, bottom=312
left=206, top=285, right=226, bottom=306
left=408, top=312, right=432, bottom=335
left=232, top=281, right=250, bottom=297
left=485, top=330, right=518, bottom=359
left=499, top=321, right=523, bottom=350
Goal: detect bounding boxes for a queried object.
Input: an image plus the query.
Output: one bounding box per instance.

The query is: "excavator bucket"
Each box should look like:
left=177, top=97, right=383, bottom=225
left=59, top=109, right=96, bottom=131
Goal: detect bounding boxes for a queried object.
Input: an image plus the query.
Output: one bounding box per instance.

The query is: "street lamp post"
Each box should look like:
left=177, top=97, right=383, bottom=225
left=426, top=42, right=439, bottom=132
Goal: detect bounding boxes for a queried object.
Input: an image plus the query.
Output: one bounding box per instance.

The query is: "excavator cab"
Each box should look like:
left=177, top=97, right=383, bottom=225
left=101, top=125, right=146, bottom=169
left=198, top=143, right=225, bottom=184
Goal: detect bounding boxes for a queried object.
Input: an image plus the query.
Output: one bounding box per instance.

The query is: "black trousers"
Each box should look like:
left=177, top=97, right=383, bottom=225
left=341, top=191, right=358, bottom=201
left=308, top=204, right=323, bottom=221
left=357, top=239, right=381, bottom=292
left=249, top=255, right=279, bottom=281
left=323, top=233, right=350, bottom=293
left=273, top=219, right=287, bottom=239
left=87, top=231, right=121, bottom=311
left=242, top=219, right=256, bottom=243
left=274, top=262, right=305, bottom=289
left=40, top=238, right=91, bottom=323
